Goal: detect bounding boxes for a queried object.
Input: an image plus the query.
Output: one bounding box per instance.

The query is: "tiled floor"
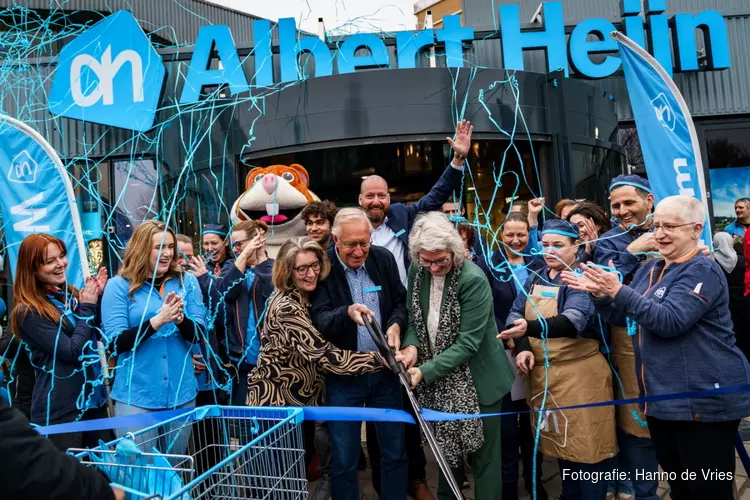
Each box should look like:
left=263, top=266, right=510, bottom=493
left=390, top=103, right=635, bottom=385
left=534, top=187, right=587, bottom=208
left=309, top=439, right=750, bottom=499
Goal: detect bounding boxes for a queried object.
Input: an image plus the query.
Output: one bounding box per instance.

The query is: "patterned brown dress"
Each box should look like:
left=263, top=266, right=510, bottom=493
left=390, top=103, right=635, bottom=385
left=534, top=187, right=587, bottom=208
left=247, top=288, right=383, bottom=406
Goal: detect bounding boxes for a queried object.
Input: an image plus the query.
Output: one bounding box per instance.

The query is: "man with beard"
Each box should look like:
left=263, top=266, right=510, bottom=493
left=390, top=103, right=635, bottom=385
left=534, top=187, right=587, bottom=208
left=357, top=120, right=471, bottom=500
left=595, top=174, right=660, bottom=500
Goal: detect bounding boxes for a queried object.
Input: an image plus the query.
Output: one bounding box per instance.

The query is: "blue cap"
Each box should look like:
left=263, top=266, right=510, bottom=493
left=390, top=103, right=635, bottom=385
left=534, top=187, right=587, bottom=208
left=609, top=174, right=651, bottom=194
left=203, top=223, right=227, bottom=237
left=542, top=219, right=580, bottom=239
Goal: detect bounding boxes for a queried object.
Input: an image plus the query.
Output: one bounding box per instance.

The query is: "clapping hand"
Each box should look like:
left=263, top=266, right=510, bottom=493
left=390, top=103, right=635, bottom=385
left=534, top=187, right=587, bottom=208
left=561, top=261, right=622, bottom=298
left=79, top=277, right=100, bottom=304
left=150, top=292, right=184, bottom=330
left=188, top=256, right=208, bottom=277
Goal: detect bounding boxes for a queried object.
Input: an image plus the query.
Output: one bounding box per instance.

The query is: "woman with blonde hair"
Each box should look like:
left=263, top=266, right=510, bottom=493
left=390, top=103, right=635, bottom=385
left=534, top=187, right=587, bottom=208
left=101, top=221, right=206, bottom=449
left=12, top=233, right=110, bottom=451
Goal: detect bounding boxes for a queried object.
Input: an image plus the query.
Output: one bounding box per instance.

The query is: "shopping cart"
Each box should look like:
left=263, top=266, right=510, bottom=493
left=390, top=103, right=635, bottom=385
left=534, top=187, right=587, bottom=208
left=71, top=406, right=307, bottom=499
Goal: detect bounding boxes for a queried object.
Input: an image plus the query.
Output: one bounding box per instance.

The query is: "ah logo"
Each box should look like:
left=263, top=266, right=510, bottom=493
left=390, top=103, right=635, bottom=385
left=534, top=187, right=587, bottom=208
left=8, top=150, right=38, bottom=184
left=48, top=11, right=165, bottom=132
left=654, top=287, right=667, bottom=298
left=650, top=92, right=677, bottom=132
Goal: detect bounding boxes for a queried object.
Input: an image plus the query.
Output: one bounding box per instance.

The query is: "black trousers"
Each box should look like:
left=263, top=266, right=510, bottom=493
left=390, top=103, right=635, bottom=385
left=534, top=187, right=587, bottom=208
left=47, top=405, right=113, bottom=453
left=647, top=416, right=739, bottom=500
left=500, top=394, right=545, bottom=497
left=368, top=386, right=427, bottom=493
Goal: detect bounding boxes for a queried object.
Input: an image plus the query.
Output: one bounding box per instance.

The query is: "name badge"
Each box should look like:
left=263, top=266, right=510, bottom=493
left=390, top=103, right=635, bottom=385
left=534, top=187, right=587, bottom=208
left=364, top=286, right=382, bottom=293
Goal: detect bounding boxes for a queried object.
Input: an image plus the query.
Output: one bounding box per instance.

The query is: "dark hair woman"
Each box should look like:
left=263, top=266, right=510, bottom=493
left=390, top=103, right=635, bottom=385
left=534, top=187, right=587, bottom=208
left=566, top=202, right=612, bottom=262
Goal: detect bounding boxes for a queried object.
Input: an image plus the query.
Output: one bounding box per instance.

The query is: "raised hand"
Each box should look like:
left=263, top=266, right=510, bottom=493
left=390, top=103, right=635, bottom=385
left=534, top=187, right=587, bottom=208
left=498, top=319, right=528, bottom=340
left=151, top=292, right=184, bottom=330
left=446, top=119, right=473, bottom=160
left=188, top=256, right=208, bottom=277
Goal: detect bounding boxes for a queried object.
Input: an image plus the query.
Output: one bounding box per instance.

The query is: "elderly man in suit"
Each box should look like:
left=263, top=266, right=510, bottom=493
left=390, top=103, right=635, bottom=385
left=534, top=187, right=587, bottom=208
left=310, top=207, right=412, bottom=500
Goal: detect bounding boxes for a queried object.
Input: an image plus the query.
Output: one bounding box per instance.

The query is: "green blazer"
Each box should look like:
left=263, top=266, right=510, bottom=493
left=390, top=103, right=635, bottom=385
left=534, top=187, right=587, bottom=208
left=401, top=260, right=515, bottom=407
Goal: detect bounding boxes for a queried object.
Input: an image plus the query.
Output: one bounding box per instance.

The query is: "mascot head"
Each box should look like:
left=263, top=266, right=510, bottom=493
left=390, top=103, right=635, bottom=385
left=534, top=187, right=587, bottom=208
left=231, top=164, right=318, bottom=255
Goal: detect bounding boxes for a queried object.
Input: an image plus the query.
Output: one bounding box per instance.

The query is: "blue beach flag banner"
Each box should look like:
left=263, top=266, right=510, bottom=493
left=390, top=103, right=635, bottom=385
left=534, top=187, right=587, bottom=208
left=0, top=115, right=89, bottom=285
left=612, top=32, right=713, bottom=249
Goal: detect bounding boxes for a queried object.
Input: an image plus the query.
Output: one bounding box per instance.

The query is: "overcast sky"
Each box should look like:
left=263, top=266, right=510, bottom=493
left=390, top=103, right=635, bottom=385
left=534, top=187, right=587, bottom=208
left=206, top=0, right=417, bottom=34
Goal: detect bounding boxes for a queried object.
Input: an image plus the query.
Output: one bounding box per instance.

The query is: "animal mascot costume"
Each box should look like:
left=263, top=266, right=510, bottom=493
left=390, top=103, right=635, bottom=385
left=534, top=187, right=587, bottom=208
left=231, top=164, right=318, bottom=257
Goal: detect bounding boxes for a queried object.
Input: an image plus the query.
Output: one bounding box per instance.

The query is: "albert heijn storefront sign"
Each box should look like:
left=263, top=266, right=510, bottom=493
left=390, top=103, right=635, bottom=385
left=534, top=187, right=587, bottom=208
left=49, top=0, right=731, bottom=132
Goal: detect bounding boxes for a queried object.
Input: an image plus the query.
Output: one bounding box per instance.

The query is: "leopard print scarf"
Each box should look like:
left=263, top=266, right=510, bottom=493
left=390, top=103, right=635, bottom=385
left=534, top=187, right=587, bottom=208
left=411, top=264, right=483, bottom=467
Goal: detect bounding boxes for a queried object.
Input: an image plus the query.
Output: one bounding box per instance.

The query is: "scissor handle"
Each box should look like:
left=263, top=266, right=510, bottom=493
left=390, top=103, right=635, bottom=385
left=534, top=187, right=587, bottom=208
left=362, top=316, right=409, bottom=379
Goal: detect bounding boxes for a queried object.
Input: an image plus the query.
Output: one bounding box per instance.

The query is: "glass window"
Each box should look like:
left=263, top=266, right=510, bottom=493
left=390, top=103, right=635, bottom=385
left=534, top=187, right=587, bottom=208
left=111, top=159, right=159, bottom=249
left=618, top=126, right=645, bottom=173
left=570, top=144, right=624, bottom=209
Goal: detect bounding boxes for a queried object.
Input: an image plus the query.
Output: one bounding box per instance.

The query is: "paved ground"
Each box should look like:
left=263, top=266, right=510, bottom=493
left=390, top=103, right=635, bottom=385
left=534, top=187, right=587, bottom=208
left=308, top=426, right=750, bottom=499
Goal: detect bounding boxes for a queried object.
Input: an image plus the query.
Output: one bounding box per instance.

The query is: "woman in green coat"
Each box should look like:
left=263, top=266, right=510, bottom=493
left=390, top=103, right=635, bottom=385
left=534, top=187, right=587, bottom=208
left=398, top=211, right=515, bottom=500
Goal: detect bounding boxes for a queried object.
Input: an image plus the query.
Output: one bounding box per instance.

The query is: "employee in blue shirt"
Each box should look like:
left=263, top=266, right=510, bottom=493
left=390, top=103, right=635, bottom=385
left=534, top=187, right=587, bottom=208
left=483, top=212, right=546, bottom=500
left=11, top=233, right=110, bottom=451
left=102, top=221, right=206, bottom=453
left=564, top=195, right=750, bottom=500
left=595, top=175, right=660, bottom=500
left=723, top=197, right=750, bottom=240
left=210, top=220, right=274, bottom=405
left=500, top=219, right=616, bottom=500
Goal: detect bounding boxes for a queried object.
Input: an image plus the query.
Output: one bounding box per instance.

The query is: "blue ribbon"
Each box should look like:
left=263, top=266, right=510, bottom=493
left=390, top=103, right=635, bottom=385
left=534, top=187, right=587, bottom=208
left=35, top=383, right=750, bottom=435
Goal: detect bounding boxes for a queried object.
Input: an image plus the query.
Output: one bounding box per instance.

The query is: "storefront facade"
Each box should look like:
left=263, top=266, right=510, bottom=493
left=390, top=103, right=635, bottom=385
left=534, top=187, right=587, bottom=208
left=0, top=0, right=744, bottom=255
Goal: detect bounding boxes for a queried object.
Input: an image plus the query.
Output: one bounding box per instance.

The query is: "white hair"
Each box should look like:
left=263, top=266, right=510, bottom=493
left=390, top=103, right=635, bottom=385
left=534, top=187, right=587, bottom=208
left=408, top=212, right=466, bottom=268
left=331, top=207, right=373, bottom=237
left=655, top=195, right=705, bottom=224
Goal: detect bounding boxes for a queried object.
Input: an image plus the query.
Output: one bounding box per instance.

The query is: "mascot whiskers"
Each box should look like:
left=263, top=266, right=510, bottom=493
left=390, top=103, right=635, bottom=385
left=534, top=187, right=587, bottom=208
left=231, top=164, right=318, bottom=257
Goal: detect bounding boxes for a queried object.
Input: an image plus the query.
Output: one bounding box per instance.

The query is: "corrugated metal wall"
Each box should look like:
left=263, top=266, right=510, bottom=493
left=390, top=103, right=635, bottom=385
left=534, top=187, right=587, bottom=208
left=461, top=0, right=750, bottom=121
left=5, top=0, right=258, bottom=44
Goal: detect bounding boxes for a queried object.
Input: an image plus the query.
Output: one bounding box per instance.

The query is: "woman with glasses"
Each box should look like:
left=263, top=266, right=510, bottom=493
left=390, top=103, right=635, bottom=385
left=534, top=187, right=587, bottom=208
left=563, top=195, right=750, bottom=500
left=499, top=219, right=616, bottom=500
left=247, top=237, right=385, bottom=472
left=247, top=236, right=384, bottom=406
left=399, top=212, right=514, bottom=500
left=207, top=220, right=273, bottom=405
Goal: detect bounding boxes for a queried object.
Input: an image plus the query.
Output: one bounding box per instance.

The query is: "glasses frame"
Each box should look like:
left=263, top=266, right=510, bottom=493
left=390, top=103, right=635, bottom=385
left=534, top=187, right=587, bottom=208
left=293, top=260, right=322, bottom=276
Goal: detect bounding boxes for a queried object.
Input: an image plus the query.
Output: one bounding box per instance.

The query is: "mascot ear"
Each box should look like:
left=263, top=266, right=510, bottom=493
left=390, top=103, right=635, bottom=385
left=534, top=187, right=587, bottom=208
left=288, top=164, right=310, bottom=186
left=245, top=167, right=265, bottom=189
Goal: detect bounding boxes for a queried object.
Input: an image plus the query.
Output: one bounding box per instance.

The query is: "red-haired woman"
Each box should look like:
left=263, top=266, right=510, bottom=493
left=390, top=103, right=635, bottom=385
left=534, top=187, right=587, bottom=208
left=11, top=233, right=110, bottom=451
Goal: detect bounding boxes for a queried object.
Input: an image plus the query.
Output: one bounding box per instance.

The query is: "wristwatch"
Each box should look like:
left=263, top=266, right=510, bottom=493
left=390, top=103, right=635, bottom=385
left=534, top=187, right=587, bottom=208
left=453, top=152, right=466, bottom=162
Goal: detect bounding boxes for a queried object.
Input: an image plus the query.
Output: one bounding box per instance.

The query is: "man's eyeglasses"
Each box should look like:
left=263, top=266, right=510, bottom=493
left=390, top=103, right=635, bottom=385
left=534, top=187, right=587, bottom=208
left=418, top=256, right=451, bottom=268
left=294, top=260, right=321, bottom=276
left=652, top=222, right=697, bottom=234
left=340, top=241, right=371, bottom=250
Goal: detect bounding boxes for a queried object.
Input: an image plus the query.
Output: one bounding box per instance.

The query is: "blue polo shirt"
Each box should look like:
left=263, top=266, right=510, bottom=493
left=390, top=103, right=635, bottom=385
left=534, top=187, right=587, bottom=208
left=102, top=273, right=206, bottom=409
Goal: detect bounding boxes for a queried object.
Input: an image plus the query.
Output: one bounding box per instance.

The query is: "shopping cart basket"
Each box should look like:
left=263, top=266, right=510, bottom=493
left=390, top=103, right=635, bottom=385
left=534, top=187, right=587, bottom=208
left=71, top=406, right=307, bottom=499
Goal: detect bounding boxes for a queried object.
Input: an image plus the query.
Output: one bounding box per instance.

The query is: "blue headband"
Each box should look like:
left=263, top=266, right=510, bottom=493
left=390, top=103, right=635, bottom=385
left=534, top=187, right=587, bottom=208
left=609, top=181, right=652, bottom=194
left=542, top=229, right=580, bottom=239
left=203, top=230, right=227, bottom=237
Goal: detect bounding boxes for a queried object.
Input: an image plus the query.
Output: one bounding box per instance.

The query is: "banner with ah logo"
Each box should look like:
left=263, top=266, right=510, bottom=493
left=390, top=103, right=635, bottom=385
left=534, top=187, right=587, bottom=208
left=0, top=115, right=89, bottom=285
left=612, top=32, right=713, bottom=249
left=48, top=11, right=165, bottom=132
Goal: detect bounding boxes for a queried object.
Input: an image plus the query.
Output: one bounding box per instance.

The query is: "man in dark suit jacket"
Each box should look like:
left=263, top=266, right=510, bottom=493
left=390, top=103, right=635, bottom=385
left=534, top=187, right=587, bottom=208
left=310, top=208, right=412, bottom=500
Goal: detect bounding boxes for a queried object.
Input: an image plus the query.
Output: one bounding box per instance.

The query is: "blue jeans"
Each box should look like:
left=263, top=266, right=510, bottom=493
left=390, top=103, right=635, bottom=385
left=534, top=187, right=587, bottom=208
left=558, top=457, right=614, bottom=500
left=114, top=399, right=195, bottom=456
left=610, top=428, right=659, bottom=500
left=326, top=371, right=407, bottom=500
